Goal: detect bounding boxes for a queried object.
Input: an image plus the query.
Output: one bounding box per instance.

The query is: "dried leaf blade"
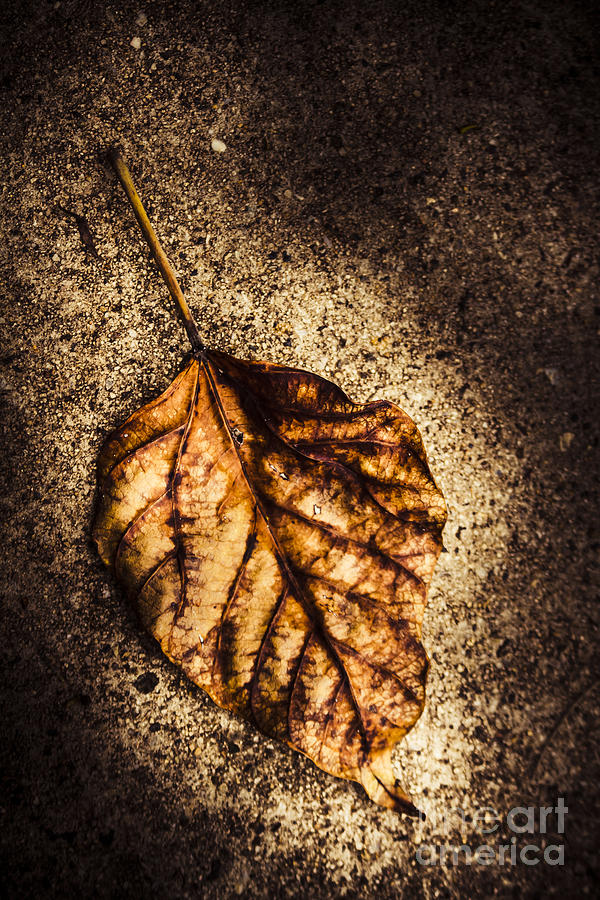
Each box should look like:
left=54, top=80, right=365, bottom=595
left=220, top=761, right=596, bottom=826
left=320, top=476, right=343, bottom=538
left=94, top=352, right=446, bottom=813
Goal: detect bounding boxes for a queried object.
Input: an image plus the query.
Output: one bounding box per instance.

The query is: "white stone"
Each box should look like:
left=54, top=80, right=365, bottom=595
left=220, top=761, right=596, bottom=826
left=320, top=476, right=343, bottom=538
left=211, top=138, right=227, bottom=153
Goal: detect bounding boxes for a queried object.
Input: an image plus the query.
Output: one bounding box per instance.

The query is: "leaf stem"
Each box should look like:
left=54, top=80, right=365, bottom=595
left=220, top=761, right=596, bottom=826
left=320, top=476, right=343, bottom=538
left=107, top=147, right=205, bottom=354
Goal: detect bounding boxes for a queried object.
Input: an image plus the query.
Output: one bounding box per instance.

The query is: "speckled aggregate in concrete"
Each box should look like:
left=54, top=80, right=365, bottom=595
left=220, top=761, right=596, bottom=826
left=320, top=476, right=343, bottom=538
left=1, top=1, right=599, bottom=897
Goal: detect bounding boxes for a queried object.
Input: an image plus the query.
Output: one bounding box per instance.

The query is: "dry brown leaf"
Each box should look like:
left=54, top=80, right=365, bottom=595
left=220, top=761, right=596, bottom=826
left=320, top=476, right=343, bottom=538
left=93, top=150, right=447, bottom=815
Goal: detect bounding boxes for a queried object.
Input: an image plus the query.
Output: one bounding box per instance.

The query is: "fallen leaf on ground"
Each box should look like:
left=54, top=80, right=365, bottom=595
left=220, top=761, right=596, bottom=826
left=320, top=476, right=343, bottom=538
left=93, top=149, right=447, bottom=814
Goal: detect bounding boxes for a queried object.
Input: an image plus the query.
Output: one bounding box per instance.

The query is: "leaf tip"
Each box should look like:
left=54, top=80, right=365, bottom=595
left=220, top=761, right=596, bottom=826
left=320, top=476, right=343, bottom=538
left=360, top=744, right=421, bottom=816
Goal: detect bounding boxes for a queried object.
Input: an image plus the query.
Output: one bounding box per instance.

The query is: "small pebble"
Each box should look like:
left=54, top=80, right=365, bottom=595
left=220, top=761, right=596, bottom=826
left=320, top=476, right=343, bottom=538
left=130, top=36, right=141, bottom=50
left=211, top=138, right=227, bottom=153
left=133, top=672, right=159, bottom=694
left=559, top=431, right=574, bottom=451
left=135, top=12, right=147, bottom=26
left=543, top=366, right=560, bottom=385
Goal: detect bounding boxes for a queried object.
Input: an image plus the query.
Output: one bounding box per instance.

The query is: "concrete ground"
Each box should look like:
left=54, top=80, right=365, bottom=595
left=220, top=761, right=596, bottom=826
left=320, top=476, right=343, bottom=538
left=1, top=1, right=598, bottom=897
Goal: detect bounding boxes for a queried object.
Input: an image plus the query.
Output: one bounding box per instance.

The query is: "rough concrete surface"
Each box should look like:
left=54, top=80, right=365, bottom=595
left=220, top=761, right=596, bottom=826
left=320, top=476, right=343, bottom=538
left=1, top=1, right=599, bottom=897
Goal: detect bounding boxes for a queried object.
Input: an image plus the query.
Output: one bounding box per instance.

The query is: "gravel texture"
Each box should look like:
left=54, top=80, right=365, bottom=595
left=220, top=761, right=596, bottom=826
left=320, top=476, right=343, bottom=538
left=1, top=1, right=599, bottom=897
